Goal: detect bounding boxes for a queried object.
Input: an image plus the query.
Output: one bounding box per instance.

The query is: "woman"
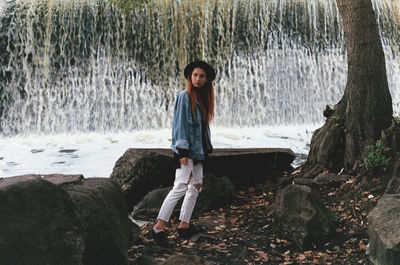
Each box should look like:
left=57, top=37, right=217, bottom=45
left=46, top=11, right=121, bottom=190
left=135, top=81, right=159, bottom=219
left=151, top=61, right=215, bottom=246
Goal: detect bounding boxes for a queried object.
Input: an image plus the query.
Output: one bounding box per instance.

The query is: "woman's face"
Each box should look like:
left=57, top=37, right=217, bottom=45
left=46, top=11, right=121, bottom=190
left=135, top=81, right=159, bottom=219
left=191, top=67, right=208, bottom=88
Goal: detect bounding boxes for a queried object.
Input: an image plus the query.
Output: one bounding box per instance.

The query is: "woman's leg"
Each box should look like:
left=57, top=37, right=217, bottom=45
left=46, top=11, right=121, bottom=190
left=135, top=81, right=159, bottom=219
left=179, top=162, right=203, bottom=228
left=156, top=159, right=194, bottom=229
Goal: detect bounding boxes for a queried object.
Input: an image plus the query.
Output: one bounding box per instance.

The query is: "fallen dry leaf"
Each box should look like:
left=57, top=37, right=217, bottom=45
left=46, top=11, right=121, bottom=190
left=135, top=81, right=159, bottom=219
left=304, top=251, right=313, bottom=257
left=255, top=251, right=269, bottom=262
left=359, top=242, right=366, bottom=251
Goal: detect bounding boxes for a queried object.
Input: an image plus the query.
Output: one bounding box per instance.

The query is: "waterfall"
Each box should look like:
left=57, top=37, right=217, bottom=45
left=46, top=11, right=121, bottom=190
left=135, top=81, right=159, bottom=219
left=0, top=0, right=399, bottom=136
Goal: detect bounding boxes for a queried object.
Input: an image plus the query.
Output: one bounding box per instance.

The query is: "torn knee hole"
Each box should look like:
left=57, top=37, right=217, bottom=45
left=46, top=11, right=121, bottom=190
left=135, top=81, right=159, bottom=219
left=193, top=184, right=202, bottom=191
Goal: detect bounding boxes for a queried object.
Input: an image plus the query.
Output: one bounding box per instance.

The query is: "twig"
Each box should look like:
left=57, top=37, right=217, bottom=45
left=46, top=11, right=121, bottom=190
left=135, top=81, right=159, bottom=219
left=351, top=191, right=360, bottom=217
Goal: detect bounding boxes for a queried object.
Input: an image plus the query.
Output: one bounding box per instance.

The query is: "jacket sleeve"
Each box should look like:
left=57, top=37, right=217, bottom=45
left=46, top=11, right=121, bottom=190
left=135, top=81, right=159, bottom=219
left=172, top=92, right=190, bottom=155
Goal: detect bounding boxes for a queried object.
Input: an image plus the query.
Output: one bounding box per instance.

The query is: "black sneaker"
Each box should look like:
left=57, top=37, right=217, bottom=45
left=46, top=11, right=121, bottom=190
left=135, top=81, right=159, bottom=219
left=177, top=224, right=204, bottom=238
left=150, top=228, right=170, bottom=247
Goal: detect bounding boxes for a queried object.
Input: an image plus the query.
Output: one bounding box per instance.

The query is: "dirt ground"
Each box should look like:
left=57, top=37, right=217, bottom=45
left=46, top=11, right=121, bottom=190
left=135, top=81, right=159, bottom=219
left=128, top=171, right=381, bottom=264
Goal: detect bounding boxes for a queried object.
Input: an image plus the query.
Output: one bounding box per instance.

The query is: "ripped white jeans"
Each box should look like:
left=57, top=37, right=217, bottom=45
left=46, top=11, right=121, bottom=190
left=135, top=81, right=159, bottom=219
left=157, top=159, right=203, bottom=223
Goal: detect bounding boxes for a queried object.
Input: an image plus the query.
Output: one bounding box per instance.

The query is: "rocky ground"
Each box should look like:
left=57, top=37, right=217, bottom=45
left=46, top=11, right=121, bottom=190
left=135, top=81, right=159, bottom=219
left=127, top=171, right=383, bottom=264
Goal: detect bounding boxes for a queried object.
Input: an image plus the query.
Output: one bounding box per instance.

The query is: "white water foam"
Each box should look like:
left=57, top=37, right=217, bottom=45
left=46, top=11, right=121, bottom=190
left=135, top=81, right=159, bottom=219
left=0, top=125, right=319, bottom=178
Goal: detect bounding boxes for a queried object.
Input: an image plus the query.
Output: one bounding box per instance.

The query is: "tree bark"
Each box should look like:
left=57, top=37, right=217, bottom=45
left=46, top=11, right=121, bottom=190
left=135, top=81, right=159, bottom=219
left=304, top=0, right=393, bottom=177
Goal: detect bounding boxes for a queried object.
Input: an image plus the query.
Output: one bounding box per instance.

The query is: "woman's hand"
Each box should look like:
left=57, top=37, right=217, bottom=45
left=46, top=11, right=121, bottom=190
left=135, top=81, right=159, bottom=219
left=180, top=157, right=188, bottom=165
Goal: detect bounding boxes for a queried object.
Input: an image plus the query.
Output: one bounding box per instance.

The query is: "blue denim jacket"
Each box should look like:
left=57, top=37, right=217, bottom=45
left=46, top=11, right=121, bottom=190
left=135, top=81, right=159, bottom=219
left=171, top=89, right=211, bottom=161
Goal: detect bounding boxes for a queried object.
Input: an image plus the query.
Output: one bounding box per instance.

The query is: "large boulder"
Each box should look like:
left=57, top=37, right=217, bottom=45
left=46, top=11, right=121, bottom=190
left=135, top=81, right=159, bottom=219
left=0, top=174, right=134, bottom=265
left=368, top=194, right=400, bottom=265
left=274, top=184, right=336, bottom=249
left=132, top=186, right=172, bottom=221
left=111, top=148, right=294, bottom=209
left=195, top=172, right=236, bottom=211
left=110, top=149, right=177, bottom=210
left=63, top=178, right=134, bottom=265
left=132, top=173, right=235, bottom=221
left=206, top=148, right=295, bottom=186
left=0, top=175, right=84, bottom=265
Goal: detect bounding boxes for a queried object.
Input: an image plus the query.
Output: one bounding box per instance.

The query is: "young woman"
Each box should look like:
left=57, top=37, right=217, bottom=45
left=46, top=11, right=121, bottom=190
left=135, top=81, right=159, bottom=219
left=151, top=61, right=215, bottom=246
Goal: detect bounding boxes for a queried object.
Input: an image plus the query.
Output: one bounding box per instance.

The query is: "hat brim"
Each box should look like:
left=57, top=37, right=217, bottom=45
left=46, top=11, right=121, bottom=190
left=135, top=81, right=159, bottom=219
left=184, top=61, right=216, bottom=81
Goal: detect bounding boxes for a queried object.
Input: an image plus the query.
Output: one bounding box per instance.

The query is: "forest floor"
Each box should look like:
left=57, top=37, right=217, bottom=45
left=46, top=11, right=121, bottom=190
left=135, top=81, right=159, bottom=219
left=127, top=171, right=382, bottom=264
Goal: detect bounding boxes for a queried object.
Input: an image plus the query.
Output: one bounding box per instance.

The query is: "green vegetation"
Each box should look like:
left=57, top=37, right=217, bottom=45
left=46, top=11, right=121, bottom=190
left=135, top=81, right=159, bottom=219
left=331, top=115, right=346, bottom=131
left=363, top=140, right=392, bottom=172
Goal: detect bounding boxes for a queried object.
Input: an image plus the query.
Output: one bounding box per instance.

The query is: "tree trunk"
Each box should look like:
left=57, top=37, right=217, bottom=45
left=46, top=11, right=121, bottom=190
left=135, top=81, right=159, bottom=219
left=304, top=0, right=393, bottom=177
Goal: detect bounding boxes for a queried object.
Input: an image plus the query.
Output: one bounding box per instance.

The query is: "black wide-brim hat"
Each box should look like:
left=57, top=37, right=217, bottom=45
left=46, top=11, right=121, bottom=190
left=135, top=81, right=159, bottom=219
left=184, top=61, right=216, bottom=81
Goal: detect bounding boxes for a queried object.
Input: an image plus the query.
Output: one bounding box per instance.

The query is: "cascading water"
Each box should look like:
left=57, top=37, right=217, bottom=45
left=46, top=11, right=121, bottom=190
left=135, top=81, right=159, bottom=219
left=1, top=0, right=398, bottom=136
left=0, top=0, right=399, bottom=177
